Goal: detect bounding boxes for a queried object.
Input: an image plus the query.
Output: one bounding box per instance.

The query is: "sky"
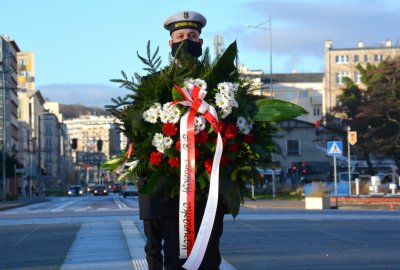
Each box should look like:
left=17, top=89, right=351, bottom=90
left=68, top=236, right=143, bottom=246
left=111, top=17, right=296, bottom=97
left=2, top=0, right=399, bottom=108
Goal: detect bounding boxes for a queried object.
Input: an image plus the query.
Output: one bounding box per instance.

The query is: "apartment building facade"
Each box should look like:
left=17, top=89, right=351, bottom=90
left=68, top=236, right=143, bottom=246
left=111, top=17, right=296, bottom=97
left=323, top=39, right=400, bottom=115
left=64, top=115, right=121, bottom=162
left=261, top=72, right=324, bottom=124
left=0, top=35, right=20, bottom=157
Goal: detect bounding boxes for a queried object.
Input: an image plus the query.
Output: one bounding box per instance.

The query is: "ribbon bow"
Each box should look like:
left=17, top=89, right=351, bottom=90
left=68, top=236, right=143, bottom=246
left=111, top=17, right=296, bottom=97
left=113, top=143, right=134, bottom=174
left=173, top=83, right=223, bottom=270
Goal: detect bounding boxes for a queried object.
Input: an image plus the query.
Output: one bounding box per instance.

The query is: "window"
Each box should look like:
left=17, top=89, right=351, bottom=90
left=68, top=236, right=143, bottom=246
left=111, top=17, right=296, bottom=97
left=354, top=55, right=359, bottom=62
left=46, top=138, right=51, bottom=147
left=374, top=54, right=384, bottom=61
left=45, top=125, right=52, bottom=135
left=313, top=107, right=320, bottom=116
left=287, top=140, right=300, bottom=155
left=300, top=90, right=308, bottom=98
left=335, top=72, right=350, bottom=85
left=354, top=72, right=361, bottom=84
left=364, top=55, right=368, bottom=63
left=46, top=152, right=51, bottom=162
left=335, top=55, right=349, bottom=63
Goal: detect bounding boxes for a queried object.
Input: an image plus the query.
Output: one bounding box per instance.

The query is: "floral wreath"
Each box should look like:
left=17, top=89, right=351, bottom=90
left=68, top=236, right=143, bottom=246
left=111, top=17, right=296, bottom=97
left=103, top=41, right=306, bottom=217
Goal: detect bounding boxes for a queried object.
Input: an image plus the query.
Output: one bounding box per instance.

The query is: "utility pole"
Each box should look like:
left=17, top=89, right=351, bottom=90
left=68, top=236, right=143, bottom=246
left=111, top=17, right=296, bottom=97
left=244, top=17, right=273, bottom=97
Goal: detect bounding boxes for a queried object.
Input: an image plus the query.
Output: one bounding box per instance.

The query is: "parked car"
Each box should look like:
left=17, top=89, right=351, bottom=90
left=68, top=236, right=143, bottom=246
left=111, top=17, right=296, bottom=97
left=87, top=182, right=96, bottom=193
left=68, top=185, right=83, bottom=196
left=93, top=185, right=108, bottom=196
left=121, top=183, right=138, bottom=198
left=110, top=182, right=122, bottom=193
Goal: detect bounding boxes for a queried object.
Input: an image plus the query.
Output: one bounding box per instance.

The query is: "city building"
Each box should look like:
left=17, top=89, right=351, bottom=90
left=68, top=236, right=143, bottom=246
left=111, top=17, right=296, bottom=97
left=261, top=72, right=324, bottom=124
left=1, top=35, right=20, bottom=198
left=64, top=115, right=121, bottom=161
left=16, top=50, right=73, bottom=193
left=64, top=115, right=122, bottom=185
left=0, top=35, right=20, bottom=158
left=324, top=39, right=400, bottom=115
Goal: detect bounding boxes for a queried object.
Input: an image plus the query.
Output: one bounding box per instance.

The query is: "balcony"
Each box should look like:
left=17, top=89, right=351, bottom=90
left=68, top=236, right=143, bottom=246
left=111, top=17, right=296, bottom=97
left=309, top=96, right=322, bottom=105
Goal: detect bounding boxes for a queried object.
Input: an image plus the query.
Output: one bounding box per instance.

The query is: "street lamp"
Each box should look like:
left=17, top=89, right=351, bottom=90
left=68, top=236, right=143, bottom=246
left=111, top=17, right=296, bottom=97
left=244, top=17, right=273, bottom=97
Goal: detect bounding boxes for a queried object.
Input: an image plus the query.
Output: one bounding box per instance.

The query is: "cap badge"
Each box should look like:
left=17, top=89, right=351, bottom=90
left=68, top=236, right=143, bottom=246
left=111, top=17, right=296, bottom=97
left=184, top=11, right=189, bottom=19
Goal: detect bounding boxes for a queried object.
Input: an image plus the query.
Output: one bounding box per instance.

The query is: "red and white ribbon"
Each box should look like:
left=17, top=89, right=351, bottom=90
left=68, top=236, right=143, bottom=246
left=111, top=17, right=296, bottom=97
left=113, top=143, right=134, bottom=174
left=173, top=83, right=223, bottom=269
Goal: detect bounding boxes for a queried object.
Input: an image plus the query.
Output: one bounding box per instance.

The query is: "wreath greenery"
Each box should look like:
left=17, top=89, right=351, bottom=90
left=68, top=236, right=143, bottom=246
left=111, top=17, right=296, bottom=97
left=102, top=41, right=306, bottom=217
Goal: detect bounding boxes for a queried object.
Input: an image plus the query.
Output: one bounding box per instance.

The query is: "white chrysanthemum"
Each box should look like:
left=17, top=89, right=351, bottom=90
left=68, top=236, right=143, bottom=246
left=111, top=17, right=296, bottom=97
left=159, top=110, right=170, bottom=123
left=221, top=106, right=232, bottom=119
left=217, top=82, right=231, bottom=96
left=151, top=103, right=162, bottom=110
left=163, top=136, right=173, bottom=148
left=229, top=98, right=238, bottom=108
left=143, top=109, right=158, bottom=123
left=152, top=133, right=164, bottom=146
left=236, top=116, right=247, bottom=129
left=193, top=78, right=207, bottom=91
left=194, top=116, right=206, bottom=133
left=231, top=83, right=239, bottom=93
left=241, top=126, right=252, bottom=135
left=215, top=93, right=229, bottom=109
left=169, top=113, right=181, bottom=124
left=171, top=107, right=181, bottom=117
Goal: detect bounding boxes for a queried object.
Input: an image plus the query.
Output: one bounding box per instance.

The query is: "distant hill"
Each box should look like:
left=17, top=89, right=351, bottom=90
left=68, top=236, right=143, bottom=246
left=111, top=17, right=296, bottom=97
left=60, top=104, right=110, bottom=119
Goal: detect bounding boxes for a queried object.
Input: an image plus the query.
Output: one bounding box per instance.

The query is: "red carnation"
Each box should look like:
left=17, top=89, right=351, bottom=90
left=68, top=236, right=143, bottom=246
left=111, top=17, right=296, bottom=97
left=223, top=123, right=238, bottom=139
left=149, top=151, right=163, bottom=166
left=204, top=159, right=213, bottom=174
left=242, top=133, right=254, bottom=144
left=168, top=157, right=180, bottom=168
left=227, top=143, right=239, bottom=152
left=220, top=155, right=230, bottom=166
left=162, top=123, right=178, bottom=137
left=195, top=147, right=200, bottom=160
left=176, top=140, right=181, bottom=151
left=195, top=130, right=208, bottom=144
left=218, top=121, right=226, bottom=132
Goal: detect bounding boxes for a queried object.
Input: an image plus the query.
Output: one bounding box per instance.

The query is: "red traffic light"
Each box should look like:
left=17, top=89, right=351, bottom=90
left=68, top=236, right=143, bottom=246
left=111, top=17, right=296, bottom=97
left=292, top=165, right=297, bottom=171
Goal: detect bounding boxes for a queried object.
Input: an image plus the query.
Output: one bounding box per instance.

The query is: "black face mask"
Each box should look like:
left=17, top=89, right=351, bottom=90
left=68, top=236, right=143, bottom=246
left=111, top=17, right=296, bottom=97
left=171, top=39, right=202, bottom=59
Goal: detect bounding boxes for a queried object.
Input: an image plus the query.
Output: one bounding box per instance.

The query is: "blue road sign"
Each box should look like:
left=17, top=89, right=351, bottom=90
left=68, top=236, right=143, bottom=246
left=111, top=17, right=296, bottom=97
left=327, top=141, right=343, bottom=156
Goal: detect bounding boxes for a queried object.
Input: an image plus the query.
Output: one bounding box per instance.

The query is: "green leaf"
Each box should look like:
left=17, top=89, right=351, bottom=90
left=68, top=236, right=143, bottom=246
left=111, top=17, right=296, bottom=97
left=172, top=86, right=184, bottom=101
left=204, top=41, right=238, bottom=87
left=253, top=99, right=308, bottom=122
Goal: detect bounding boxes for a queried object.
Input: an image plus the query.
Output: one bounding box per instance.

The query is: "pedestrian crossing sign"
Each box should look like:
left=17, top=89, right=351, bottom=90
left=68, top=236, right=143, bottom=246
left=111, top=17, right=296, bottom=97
left=327, top=141, right=343, bottom=156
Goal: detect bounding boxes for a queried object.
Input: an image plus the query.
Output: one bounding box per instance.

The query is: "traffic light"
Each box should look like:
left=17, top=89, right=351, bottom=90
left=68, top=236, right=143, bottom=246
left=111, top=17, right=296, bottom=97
left=71, top=138, right=78, bottom=149
left=292, top=164, right=297, bottom=172
left=97, top=139, right=103, bottom=152
left=315, top=120, right=320, bottom=136
left=301, top=162, right=308, bottom=175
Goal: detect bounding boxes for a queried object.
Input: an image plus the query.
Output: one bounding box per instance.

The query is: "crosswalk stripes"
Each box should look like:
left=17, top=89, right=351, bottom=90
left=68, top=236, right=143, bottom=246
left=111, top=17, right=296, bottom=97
left=121, top=220, right=148, bottom=270
left=121, top=220, right=236, bottom=270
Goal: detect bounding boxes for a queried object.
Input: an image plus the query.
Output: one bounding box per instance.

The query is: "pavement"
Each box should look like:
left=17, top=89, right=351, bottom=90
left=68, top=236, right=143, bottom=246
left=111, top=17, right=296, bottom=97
left=0, top=196, right=49, bottom=211
left=2, top=196, right=400, bottom=212
left=1, top=196, right=400, bottom=270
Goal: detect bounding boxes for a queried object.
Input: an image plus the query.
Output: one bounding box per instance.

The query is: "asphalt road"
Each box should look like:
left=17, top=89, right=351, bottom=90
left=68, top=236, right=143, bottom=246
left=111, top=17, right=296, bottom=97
left=1, top=194, right=400, bottom=269
left=221, top=215, right=400, bottom=269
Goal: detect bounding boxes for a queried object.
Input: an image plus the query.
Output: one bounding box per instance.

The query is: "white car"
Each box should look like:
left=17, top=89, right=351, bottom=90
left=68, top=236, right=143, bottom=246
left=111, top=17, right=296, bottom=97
left=121, top=183, right=138, bottom=198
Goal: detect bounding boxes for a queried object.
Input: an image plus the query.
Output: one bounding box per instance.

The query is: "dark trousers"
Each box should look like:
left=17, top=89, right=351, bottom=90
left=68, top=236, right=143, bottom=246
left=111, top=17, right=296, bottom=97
left=163, top=201, right=226, bottom=270
left=143, top=200, right=226, bottom=270
left=143, top=217, right=185, bottom=270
